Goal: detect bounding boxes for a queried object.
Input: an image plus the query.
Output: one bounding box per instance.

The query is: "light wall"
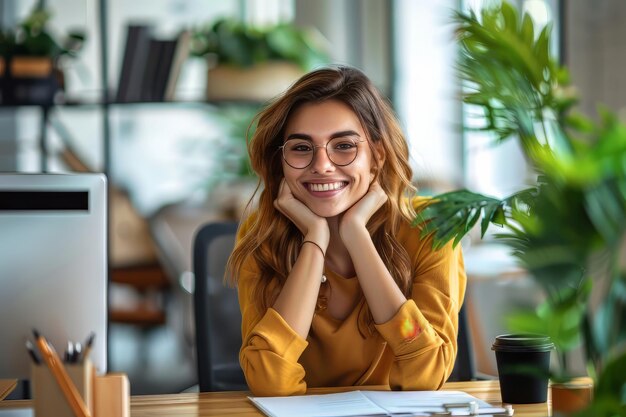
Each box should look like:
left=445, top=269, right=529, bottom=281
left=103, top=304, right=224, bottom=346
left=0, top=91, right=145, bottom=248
left=564, top=0, right=626, bottom=121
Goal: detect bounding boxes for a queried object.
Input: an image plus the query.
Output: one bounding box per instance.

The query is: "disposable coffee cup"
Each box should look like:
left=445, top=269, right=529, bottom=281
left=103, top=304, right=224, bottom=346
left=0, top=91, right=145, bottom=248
left=492, top=334, right=554, bottom=404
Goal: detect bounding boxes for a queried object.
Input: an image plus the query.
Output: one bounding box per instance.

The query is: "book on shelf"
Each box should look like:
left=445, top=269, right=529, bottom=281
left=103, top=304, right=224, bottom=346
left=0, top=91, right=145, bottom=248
left=164, top=30, right=191, bottom=101
left=117, top=25, right=191, bottom=103
left=139, top=38, right=163, bottom=102
left=116, top=24, right=152, bottom=103
left=150, top=38, right=177, bottom=101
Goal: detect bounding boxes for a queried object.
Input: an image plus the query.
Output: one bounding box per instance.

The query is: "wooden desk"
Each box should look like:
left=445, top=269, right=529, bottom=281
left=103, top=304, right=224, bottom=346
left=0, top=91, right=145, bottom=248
left=0, top=380, right=551, bottom=416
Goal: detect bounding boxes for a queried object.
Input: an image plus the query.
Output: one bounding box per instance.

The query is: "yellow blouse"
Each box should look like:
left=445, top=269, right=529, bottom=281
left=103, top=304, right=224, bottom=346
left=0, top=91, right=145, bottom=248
left=237, top=199, right=467, bottom=396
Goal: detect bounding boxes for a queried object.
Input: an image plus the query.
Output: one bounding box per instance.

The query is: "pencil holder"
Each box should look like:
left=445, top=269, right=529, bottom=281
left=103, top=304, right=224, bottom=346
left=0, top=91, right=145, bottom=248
left=31, top=359, right=94, bottom=417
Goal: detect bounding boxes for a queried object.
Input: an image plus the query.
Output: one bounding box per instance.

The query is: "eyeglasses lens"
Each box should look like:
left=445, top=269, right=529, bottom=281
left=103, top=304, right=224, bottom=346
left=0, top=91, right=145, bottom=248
left=282, top=137, right=358, bottom=168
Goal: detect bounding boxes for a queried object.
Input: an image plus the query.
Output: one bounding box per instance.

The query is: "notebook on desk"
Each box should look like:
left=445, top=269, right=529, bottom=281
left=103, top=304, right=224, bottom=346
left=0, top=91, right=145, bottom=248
left=249, top=390, right=510, bottom=417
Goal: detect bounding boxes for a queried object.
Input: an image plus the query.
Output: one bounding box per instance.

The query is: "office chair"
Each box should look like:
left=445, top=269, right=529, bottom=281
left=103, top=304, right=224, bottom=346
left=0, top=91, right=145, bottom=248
left=448, top=304, right=476, bottom=381
left=193, top=221, right=475, bottom=388
left=193, top=221, right=248, bottom=391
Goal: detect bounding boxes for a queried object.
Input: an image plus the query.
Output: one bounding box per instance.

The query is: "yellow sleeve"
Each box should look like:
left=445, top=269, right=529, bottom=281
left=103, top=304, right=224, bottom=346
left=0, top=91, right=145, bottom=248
left=236, top=217, right=309, bottom=396
left=374, top=236, right=466, bottom=390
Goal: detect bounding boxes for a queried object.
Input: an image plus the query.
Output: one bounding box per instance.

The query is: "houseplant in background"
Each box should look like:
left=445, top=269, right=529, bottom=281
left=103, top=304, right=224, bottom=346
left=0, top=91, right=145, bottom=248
left=181, top=103, right=260, bottom=219
left=190, top=17, right=329, bottom=102
left=0, top=2, right=84, bottom=105
left=206, top=104, right=260, bottom=218
left=415, top=2, right=625, bottom=416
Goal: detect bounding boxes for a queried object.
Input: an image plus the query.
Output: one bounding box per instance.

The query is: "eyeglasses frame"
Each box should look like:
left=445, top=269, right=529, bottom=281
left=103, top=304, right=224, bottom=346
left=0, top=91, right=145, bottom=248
left=278, top=137, right=366, bottom=169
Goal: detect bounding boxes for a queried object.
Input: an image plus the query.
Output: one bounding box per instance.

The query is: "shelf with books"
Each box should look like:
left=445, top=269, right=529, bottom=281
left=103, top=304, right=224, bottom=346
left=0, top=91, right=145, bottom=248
left=115, top=25, right=191, bottom=104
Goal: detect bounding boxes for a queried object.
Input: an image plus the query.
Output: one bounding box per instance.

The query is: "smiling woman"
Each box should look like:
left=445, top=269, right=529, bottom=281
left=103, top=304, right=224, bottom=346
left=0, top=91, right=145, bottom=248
left=225, top=66, right=467, bottom=396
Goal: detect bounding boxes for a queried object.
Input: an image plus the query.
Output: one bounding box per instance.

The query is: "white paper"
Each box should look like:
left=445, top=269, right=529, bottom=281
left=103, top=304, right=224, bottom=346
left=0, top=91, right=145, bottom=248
left=249, top=391, right=388, bottom=417
left=0, top=409, right=34, bottom=417
left=362, top=390, right=507, bottom=415
left=249, top=390, right=508, bottom=417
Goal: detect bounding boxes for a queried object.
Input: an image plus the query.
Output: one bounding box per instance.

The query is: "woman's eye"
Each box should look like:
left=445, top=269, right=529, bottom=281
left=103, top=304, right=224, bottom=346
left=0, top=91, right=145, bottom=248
left=292, top=143, right=313, bottom=152
left=333, top=141, right=356, bottom=150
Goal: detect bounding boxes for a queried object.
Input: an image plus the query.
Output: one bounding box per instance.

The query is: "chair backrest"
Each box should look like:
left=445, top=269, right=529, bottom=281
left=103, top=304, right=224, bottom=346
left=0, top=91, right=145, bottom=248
left=193, top=221, right=248, bottom=391
left=448, top=304, right=476, bottom=381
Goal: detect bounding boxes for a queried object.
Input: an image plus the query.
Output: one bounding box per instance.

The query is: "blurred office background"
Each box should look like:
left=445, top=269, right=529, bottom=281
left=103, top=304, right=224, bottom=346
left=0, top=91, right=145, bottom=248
left=0, top=0, right=621, bottom=394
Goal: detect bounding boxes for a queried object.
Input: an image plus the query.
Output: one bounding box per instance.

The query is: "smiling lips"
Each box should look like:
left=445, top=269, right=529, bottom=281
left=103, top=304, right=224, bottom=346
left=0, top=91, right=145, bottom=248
left=307, top=181, right=348, bottom=192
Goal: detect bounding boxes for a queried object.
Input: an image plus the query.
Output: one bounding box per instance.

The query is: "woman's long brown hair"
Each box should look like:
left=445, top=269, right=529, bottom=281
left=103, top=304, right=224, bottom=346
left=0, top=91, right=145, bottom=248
left=227, top=66, right=416, bottom=332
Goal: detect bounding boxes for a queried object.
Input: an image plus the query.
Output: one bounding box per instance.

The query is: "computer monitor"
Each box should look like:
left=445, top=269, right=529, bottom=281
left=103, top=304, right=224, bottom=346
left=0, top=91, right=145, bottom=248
left=0, top=173, right=107, bottom=382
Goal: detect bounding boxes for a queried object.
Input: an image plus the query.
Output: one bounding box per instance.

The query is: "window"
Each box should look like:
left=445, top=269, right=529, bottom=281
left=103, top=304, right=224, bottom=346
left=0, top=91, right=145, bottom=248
left=462, top=0, right=560, bottom=198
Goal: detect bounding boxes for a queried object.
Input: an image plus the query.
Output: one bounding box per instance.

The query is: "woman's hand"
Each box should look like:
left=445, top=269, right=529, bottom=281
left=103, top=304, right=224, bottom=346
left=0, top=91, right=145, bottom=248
left=339, top=182, right=387, bottom=240
left=274, top=179, right=330, bottom=247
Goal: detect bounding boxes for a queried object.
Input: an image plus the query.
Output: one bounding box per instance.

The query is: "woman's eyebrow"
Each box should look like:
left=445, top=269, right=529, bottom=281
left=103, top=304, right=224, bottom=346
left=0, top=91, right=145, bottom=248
left=285, top=130, right=361, bottom=141
left=286, top=133, right=313, bottom=141
left=330, top=130, right=361, bottom=139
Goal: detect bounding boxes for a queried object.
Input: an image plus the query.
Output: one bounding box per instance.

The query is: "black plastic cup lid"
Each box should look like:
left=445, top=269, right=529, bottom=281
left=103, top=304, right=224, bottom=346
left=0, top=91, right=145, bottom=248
left=491, top=334, right=554, bottom=352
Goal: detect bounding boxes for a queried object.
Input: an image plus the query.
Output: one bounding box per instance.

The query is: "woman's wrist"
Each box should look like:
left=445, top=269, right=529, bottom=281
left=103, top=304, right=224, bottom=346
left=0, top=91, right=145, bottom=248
left=300, top=240, right=326, bottom=258
left=339, top=220, right=368, bottom=243
left=303, top=232, right=329, bottom=251
left=304, top=222, right=330, bottom=250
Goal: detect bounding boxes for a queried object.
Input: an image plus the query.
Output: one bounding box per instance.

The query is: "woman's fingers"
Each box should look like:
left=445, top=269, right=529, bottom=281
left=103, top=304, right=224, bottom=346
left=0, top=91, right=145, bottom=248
left=339, top=182, right=388, bottom=239
left=352, top=182, right=387, bottom=220
left=274, top=180, right=310, bottom=227
left=274, top=180, right=329, bottom=243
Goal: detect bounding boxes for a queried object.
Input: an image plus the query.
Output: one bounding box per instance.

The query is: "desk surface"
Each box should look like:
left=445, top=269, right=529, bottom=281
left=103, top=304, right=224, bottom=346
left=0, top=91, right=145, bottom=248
left=0, top=380, right=550, bottom=416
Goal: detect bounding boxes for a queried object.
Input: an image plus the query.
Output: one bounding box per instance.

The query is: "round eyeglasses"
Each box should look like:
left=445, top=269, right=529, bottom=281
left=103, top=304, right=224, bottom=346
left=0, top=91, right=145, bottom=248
left=279, top=137, right=364, bottom=169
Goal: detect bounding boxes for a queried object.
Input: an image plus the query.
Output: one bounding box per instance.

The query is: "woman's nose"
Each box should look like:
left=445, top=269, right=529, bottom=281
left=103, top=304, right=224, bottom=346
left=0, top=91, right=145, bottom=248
left=310, top=146, right=334, bottom=172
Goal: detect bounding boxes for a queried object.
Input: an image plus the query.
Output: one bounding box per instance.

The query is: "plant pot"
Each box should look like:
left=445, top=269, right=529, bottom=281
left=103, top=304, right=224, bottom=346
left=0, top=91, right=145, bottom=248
left=0, top=56, right=61, bottom=105
left=10, top=56, right=53, bottom=77
left=206, top=61, right=304, bottom=102
left=551, top=378, right=593, bottom=417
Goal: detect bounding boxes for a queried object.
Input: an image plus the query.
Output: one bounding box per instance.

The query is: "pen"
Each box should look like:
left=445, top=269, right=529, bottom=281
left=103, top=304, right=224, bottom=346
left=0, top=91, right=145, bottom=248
left=25, top=340, right=41, bottom=364
left=32, top=329, right=92, bottom=417
left=444, top=401, right=478, bottom=414
left=65, top=341, right=74, bottom=363
left=81, top=332, right=95, bottom=364
left=73, top=342, right=82, bottom=363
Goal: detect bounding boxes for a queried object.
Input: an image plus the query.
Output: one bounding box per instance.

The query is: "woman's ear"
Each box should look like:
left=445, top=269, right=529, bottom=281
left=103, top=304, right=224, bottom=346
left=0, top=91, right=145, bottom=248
left=369, top=143, right=385, bottom=184
left=371, top=142, right=386, bottom=172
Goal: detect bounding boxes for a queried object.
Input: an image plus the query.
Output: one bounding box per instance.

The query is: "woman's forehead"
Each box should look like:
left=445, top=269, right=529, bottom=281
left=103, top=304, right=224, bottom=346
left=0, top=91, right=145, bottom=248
left=284, top=100, right=365, bottom=138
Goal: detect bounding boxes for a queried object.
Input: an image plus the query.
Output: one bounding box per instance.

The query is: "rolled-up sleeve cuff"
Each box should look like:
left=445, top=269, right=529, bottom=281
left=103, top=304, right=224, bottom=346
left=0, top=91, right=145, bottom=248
left=374, top=300, right=438, bottom=357
left=253, top=308, right=309, bottom=362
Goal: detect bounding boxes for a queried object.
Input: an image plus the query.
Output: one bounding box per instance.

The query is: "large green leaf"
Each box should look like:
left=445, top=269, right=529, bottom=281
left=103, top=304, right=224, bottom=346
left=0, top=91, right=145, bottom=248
left=414, top=190, right=509, bottom=249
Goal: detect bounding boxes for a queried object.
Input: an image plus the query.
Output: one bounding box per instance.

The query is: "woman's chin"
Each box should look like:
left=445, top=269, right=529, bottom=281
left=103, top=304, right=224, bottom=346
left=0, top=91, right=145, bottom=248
left=309, top=204, right=345, bottom=218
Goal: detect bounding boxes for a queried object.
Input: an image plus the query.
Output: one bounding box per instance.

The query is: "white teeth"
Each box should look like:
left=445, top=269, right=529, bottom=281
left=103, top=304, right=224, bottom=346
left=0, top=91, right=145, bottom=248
left=309, top=182, right=345, bottom=192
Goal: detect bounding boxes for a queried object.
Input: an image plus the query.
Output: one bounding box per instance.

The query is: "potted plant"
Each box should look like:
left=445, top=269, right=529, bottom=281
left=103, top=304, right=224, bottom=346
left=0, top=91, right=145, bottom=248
left=190, top=17, right=329, bottom=102
left=179, top=103, right=260, bottom=219
left=415, top=3, right=625, bottom=416
left=0, top=3, right=84, bottom=105
left=207, top=104, right=260, bottom=218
